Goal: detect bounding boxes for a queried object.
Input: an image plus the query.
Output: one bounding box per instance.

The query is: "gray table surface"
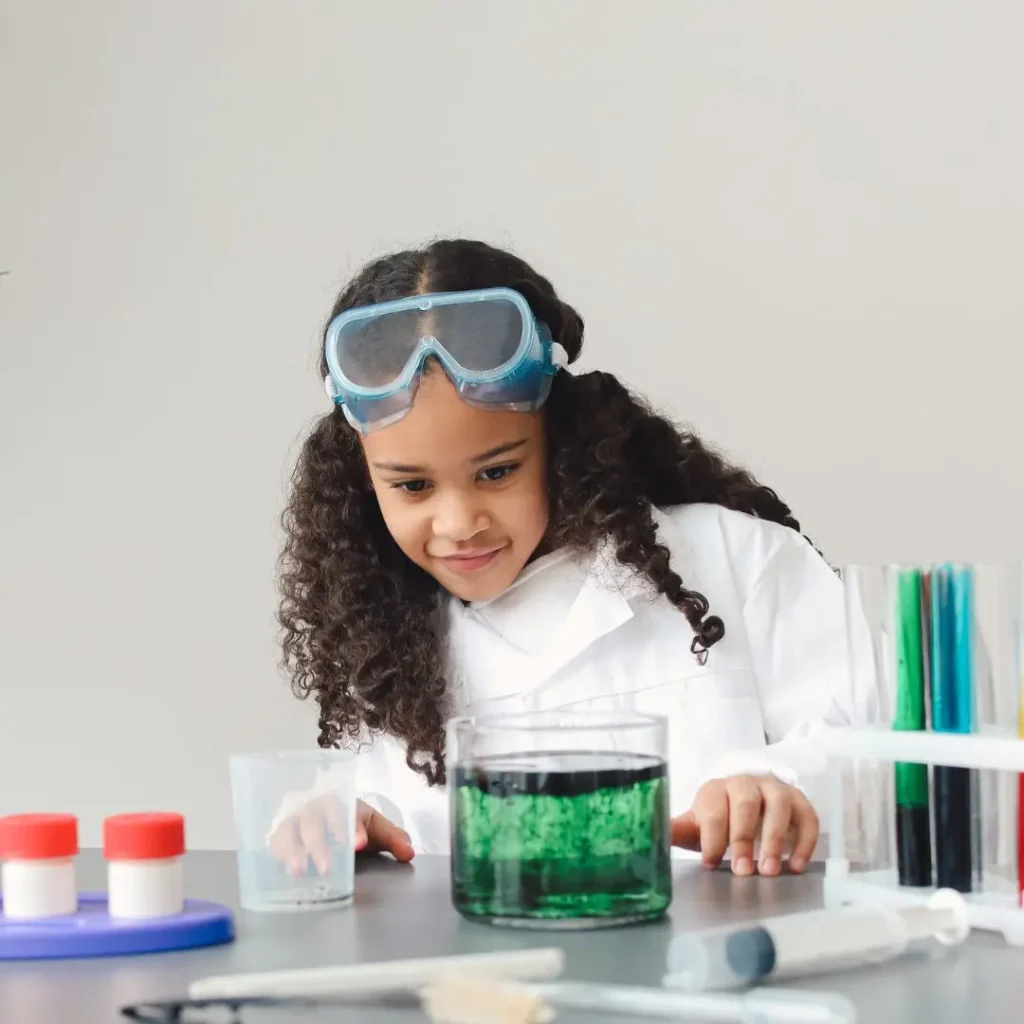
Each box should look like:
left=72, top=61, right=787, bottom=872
left=0, top=851, right=1021, bottom=1023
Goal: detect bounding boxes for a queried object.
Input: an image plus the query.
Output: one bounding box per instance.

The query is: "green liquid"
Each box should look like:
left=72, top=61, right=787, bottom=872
left=451, top=751, right=672, bottom=929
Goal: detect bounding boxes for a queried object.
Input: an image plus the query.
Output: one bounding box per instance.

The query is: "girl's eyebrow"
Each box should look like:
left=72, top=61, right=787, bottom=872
left=371, top=439, right=529, bottom=475
left=470, top=439, right=528, bottom=465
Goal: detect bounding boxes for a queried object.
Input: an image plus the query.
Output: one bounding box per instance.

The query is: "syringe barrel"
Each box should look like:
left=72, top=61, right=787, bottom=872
left=666, top=905, right=910, bottom=991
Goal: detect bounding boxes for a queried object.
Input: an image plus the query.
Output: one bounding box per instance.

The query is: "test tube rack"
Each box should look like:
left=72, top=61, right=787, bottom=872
left=820, top=725, right=1024, bottom=945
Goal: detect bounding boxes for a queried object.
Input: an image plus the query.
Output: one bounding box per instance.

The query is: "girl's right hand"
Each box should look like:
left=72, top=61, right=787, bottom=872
left=354, top=800, right=415, bottom=862
left=268, top=796, right=415, bottom=876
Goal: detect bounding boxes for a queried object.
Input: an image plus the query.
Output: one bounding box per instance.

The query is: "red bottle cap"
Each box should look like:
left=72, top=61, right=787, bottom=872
left=0, top=814, right=79, bottom=860
left=103, top=813, right=186, bottom=861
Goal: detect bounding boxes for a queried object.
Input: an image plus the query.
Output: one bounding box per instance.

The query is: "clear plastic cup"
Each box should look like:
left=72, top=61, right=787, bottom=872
left=229, top=750, right=356, bottom=912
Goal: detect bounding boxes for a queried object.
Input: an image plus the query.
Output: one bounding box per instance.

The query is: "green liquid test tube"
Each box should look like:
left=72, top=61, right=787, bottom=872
left=893, top=568, right=932, bottom=887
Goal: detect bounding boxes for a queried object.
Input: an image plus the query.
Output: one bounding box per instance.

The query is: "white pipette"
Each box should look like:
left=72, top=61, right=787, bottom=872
left=188, top=947, right=566, bottom=999
left=664, top=888, right=970, bottom=992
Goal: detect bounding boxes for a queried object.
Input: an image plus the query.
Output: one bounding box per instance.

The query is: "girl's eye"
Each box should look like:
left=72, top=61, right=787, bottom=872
left=393, top=479, right=429, bottom=494
left=479, top=463, right=519, bottom=483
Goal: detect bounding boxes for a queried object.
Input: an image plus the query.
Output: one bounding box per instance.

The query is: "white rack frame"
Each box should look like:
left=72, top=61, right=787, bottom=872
left=820, top=725, right=1024, bottom=945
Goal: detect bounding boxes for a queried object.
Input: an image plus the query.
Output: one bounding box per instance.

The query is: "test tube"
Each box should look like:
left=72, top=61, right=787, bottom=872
left=664, top=891, right=968, bottom=992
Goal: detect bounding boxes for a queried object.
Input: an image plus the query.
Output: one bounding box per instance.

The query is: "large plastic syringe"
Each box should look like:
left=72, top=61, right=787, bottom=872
left=664, top=890, right=970, bottom=992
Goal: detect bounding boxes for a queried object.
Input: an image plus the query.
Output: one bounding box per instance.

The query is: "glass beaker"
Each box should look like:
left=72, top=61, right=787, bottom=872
left=229, top=750, right=356, bottom=912
left=448, top=710, right=672, bottom=929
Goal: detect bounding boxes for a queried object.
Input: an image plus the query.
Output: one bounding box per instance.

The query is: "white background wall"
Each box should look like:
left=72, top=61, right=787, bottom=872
left=1, top=1, right=1021, bottom=849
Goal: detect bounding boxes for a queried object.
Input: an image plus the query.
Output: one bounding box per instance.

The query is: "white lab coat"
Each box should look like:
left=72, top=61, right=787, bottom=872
left=352, top=503, right=880, bottom=855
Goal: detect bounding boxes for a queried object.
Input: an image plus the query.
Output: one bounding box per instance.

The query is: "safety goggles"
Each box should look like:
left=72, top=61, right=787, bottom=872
left=323, top=287, right=567, bottom=433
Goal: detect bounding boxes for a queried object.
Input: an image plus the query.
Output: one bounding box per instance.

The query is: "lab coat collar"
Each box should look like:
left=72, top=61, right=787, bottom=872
left=536, top=568, right=635, bottom=679
left=451, top=535, right=651, bottom=700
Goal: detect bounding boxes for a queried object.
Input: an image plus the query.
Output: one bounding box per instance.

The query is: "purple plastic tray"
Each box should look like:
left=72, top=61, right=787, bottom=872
left=0, top=892, right=234, bottom=960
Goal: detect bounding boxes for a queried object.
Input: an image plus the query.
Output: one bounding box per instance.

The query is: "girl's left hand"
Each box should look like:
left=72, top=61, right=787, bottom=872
left=670, top=774, right=818, bottom=877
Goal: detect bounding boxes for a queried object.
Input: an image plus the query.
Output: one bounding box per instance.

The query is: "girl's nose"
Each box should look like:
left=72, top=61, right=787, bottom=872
left=432, top=491, right=489, bottom=542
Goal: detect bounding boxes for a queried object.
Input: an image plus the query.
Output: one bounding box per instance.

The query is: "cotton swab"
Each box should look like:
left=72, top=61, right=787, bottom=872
left=420, top=974, right=858, bottom=1024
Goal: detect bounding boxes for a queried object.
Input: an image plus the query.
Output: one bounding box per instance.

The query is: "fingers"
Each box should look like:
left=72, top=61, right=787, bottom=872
left=676, top=776, right=821, bottom=877
left=786, top=789, right=819, bottom=874
left=354, top=799, right=369, bottom=851
left=361, top=805, right=415, bottom=863
left=755, top=778, right=792, bottom=876
left=689, top=783, right=730, bottom=868
left=670, top=810, right=701, bottom=851
left=323, top=796, right=348, bottom=845
left=725, top=777, right=762, bottom=876
left=270, top=796, right=379, bottom=876
left=297, top=801, right=332, bottom=876
left=267, top=816, right=309, bottom=878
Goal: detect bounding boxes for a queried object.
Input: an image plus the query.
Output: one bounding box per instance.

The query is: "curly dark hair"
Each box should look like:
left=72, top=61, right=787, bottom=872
left=279, top=239, right=809, bottom=785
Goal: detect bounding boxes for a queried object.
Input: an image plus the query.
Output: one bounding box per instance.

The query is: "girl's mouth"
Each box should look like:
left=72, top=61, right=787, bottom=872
left=436, top=545, right=507, bottom=574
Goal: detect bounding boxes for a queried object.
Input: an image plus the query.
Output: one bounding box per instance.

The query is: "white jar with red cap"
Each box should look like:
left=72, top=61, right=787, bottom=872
left=0, top=813, right=79, bottom=919
left=103, top=813, right=185, bottom=919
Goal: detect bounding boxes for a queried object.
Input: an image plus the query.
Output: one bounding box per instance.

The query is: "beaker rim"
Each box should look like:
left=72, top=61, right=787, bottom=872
left=446, top=710, right=668, bottom=733
left=228, top=748, right=356, bottom=764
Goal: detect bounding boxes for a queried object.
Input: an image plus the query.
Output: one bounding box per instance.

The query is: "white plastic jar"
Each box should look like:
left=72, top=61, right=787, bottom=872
left=0, top=813, right=79, bottom=919
left=103, top=812, right=186, bottom=919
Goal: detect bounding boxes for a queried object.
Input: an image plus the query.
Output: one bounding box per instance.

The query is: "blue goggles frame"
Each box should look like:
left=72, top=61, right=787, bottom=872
left=322, top=287, right=567, bottom=433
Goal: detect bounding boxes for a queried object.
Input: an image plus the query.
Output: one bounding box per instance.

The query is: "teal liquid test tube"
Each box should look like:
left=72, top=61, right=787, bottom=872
left=954, top=565, right=984, bottom=892
left=931, top=565, right=974, bottom=893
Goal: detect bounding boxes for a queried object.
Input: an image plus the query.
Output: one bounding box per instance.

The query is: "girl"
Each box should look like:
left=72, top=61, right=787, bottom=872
left=272, top=239, right=875, bottom=878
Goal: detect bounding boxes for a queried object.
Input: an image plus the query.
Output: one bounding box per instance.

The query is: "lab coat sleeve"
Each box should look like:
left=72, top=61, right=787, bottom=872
left=352, top=732, right=431, bottom=849
left=703, top=528, right=880, bottom=821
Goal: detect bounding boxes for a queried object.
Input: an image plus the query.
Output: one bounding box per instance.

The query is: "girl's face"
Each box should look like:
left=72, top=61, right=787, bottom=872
left=360, top=369, right=550, bottom=603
